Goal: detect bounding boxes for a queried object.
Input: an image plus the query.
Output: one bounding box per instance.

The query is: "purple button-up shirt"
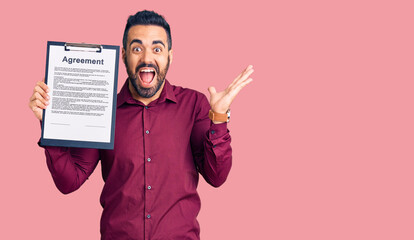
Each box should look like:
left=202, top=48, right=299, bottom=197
left=41, top=80, right=232, bottom=240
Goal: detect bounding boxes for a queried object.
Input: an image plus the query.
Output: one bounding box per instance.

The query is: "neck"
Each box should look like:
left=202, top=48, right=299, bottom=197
left=128, top=80, right=165, bottom=106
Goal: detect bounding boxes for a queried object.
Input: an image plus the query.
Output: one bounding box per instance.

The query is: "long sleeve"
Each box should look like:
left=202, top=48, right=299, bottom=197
left=40, top=144, right=100, bottom=194
left=191, top=94, right=232, bottom=187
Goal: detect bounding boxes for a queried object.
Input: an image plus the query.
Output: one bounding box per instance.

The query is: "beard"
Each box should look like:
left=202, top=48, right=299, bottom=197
left=126, top=57, right=170, bottom=98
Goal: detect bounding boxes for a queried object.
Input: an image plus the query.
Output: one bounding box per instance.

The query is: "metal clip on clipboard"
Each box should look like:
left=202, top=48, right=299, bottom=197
left=64, top=42, right=103, bottom=53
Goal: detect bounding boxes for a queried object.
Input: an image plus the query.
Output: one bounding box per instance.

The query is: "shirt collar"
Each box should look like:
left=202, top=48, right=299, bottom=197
left=117, top=79, right=177, bottom=107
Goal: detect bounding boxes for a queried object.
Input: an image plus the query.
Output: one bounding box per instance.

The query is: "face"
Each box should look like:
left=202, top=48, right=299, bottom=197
left=122, top=25, right=172, bottom=99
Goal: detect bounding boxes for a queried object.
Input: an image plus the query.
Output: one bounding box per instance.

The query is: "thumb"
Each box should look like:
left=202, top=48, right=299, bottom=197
left=208, top=86, right=216, bottom=96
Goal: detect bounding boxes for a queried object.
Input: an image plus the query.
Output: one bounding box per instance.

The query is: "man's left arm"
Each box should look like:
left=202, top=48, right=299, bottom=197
left=191, top=99, right=232, bottom=187
left=191, top=65, right=254, bottom=187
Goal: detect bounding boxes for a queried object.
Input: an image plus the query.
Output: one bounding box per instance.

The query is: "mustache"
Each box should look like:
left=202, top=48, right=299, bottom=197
left=135, top=63, right=159, bottom=74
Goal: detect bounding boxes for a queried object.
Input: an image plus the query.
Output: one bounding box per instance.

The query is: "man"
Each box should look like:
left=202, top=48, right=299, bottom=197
left=29, top=10, right=253, bottom=239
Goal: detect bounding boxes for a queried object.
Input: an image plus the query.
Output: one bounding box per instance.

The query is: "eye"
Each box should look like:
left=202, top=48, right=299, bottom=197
left=154, top=48, right=161, bottom=53
left=132, top=47, right=142, bottom=52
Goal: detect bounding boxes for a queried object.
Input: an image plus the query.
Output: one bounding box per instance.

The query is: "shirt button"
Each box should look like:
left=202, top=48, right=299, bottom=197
left=211, top=130, right=215, bottom=134
left=146, top=214, right=151, bottom=219
left=213, top=145, right=217, bottom=148
left=145, top=106, right=149, bottom=109
left=147, top=157, right=151, bottom=162
left=145, top=130, right=150, bottom=134
left=147, top=186, right=152, bottom=190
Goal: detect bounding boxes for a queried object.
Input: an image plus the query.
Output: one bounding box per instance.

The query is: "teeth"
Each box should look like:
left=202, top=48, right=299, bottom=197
left=140, top=69, right=155, bottom=72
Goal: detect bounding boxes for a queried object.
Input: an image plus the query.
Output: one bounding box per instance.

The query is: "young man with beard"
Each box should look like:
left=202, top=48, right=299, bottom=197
left=29, top=10, right=253, bottom=240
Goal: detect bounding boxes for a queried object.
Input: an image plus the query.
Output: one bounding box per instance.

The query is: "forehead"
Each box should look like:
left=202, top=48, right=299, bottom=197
left=127, top=25, right=168, bottom=44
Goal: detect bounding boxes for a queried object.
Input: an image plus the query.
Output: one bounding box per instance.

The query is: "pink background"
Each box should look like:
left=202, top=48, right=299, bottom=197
left=1, top=0, right=414, bottom=239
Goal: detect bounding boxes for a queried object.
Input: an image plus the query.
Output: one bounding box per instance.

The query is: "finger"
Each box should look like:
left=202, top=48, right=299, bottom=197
left=34, top=92, right=50, bottom=106
left=34, top=99, right=47, bottom=110
left=37, top=80, right=50, bottom=93
left=29, top=92, right=36, bottom=101
left=208, top=86, right=217, bottom=95
left=238, top=65, right=253, bottom=80
left=228, top=78, right=253, bottom=97
left=29, top=90, right=41, bottom=102
left=29, top=99, right=42, bottom=112
left=228, top=65, right=254, bottom=89
left=244, top=65, right=253, bottom=73
left=29, top=92, right=48, bottom=110
left=34, top=85, right=50, bottom=101
left=240, top=77, right=253, bottom=87
left=236, top=65, right=253, bottom=80
left=33, top=81, right=49, bottom=94
left=239, top=67, right=254, bottom=81
left=229, top=68, right=254, bottom=91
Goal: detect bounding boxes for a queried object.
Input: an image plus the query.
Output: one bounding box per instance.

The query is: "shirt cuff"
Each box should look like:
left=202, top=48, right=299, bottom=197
left=208, top=122, right=229, bottom=140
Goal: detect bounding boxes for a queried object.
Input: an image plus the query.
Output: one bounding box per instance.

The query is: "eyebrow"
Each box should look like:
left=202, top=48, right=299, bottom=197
left=129, top=39, right=166, bottom=48
left=129, top=39, right=142, bottom=46
left=152, top=40, right=165, bottom=48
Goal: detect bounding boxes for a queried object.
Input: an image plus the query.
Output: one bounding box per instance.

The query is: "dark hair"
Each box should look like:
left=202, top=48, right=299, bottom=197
left=122, top=10, right=172, bottom=50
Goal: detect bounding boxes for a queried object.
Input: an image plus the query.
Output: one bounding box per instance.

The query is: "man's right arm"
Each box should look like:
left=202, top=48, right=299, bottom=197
left=41, top=145, right=99, bottom=194
left=30, top=80, right=100, bottom=194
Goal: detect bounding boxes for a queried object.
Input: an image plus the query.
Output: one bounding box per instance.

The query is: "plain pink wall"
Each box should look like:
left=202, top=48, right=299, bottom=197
left=1, top=0, right=414, bottom=239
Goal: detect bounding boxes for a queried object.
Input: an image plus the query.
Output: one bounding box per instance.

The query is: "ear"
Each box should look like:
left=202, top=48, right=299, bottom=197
left=168, top=49, right=173, bottom=65
left=122, top=48, right=126, bottom=65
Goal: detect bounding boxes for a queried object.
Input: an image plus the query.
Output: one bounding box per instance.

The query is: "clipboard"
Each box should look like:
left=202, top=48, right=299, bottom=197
left=40, top=41, right=119, bottom=149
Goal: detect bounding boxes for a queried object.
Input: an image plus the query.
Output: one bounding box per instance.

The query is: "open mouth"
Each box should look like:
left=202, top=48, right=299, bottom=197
left=138, top=68, right=156, bottom=87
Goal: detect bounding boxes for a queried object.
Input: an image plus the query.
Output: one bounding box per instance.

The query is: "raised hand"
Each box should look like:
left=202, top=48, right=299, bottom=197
left=208, top=65, right=254, bottom=122
left=28, top=80, right=50, bottom=121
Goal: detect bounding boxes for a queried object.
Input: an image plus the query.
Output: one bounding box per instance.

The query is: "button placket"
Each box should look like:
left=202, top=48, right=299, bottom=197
left=142, top=105, right=152, bottom=227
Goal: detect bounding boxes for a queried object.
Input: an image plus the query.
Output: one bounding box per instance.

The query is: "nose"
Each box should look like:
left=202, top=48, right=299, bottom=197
left=142, top=50, right=153, bottom=64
